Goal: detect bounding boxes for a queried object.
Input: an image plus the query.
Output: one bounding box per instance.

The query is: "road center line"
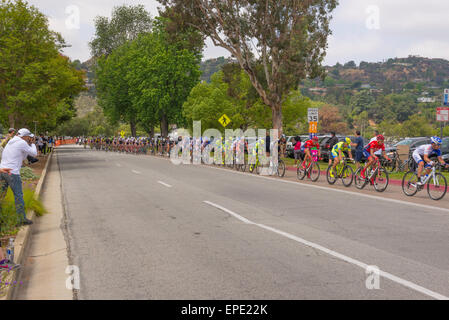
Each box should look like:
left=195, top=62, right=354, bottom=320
left=132, top=170, right=141, bottom=174
left=158, top=181, right=172, bottom=188
left=203, top=200, right=449, bottom=300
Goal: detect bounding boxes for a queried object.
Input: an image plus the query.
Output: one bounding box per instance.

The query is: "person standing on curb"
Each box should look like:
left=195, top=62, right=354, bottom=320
left=353, top=130, right=364, bottom=170
left=0, top=128, right=37, bottom=226
left=327, top=132, right=338, bottom=166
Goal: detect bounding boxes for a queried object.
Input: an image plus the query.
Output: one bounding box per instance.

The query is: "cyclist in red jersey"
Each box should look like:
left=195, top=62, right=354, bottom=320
left=361, top=135, right=391, bottom=179
left=301, top=136, right=321, bottom=167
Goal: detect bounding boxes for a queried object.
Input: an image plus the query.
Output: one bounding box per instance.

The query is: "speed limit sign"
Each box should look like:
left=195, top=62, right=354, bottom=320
left=308, top=108, right=319, bottom=123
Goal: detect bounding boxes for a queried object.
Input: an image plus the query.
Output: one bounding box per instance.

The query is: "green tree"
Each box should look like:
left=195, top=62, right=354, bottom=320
left=0, top=0, right=85, bottom=130
left=126, top=18, right=202, bottom=137
left=159, top=0, right=339, bottom=134
left=89, top=4, right=153, bottom=58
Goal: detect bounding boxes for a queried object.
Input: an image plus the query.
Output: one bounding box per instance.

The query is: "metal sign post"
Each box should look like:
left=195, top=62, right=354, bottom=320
left=308, top=108, right=319, bottom=139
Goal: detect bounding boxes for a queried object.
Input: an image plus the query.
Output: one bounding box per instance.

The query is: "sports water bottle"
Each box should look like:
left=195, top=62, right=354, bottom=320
left=6, top=238, right=14, bottom=263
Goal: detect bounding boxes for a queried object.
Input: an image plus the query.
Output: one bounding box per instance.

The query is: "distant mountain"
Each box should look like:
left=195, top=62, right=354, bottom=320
left=323, top=56, right=449, bottom=90
left=200, top=56, right=235, bottom=82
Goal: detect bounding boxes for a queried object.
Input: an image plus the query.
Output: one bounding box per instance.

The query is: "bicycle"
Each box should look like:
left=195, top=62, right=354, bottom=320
left=402, top=164, right=447, bottom=200
left=267, top=157, right=286, bottom=177
left=382, top=151, right=409, bottom=173
left=326, top=157, right=354, bottom=187
left=354, top=157, right=389, bottom=192
left=297, top=151, right=320, bottom=182
left=248, top=155, right=262, bottom=174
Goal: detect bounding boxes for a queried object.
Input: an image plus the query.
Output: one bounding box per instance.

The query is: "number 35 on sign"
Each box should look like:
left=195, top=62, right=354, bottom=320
left=308, top=108, right=319, bottom=123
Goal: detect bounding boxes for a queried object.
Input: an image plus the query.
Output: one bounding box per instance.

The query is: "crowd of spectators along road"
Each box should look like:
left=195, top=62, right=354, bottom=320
left=0, top=128, right=48, bottom=269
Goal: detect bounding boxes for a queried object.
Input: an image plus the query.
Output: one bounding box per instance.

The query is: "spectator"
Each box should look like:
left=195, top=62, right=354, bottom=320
left=327, top=132, right=339, bottom=166
left=0, top=128, right=37, bottom=226
left=353, top=130, right=364, bottom=170
left=1, top=128, right=16, bottom=149
left=293, top=136, right=302, bottom=166
left=370, top=130, right=379, bottom=143
left=37, top=134, right=44, bottom=156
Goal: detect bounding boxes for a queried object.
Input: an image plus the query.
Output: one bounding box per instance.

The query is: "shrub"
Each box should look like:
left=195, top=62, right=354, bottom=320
left=0, top=188, right=47, bottom=237
left=20, top=167, right=39, bottom=181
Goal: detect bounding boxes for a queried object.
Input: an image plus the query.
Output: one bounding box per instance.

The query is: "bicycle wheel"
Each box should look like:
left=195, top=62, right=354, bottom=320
left=373, top=168, right=389, bottom=192
left=402, top=171, right=419, bottom=197
left=354, top=168, right=368, bottom=189
left=326, top=166, right=338, bottom=185
left=309, top=162, right=320, bottom=182
left=427, top=173, right=447, bottom=200
left=297, top=164, right=306, bottom=180
left=277, top=160, right=286, bottom=177
left=341, top=165, right=354, bottom=187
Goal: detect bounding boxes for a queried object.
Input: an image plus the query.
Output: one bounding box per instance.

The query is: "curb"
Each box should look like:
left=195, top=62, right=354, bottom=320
left=1, top=152, right=53, bottom=300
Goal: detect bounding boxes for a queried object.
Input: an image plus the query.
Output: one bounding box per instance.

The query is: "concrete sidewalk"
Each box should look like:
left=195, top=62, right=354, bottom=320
left=15, top=154, right=72, bottom=300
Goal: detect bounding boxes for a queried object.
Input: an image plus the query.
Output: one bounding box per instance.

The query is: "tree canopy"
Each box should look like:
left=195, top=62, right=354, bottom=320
left=159, top=0, right=339, bottom=134
left=0, top=0, right=85, bottom=131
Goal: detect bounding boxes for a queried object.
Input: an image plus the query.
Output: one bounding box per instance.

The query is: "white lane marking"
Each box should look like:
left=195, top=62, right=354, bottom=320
left=202, top=164, right=449, bottom=214
left=116, top=163, right=122, bottom=167
left=158, top=181, right=172, bottom=188
left=203, top=200, right=449, bottom=300
left=132, top=170, right=141, bottom=175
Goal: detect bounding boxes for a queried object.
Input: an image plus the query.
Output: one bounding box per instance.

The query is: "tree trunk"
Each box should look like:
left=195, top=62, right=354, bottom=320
left=160, top=114, right=169, bottom=137
left=8, top=113, right=15, bottom=129
left=130, top=120, right=137, bottom=137
left=271, top=103, right=283, bottom=137
left=149, top=126, right=154, bottom=138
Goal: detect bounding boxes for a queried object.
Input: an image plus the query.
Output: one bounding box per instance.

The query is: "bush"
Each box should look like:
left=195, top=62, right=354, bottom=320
left=20, top=167, right=39, bottom=181
left=0, top=188, right=47, bottom=237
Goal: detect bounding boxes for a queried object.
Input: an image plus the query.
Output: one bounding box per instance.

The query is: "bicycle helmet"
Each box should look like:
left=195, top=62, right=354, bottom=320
left=431, top=136, right=442, bottom=145
left=345, top=137, right=351, bottom=144
left=376, top=134, right=385, bottom=141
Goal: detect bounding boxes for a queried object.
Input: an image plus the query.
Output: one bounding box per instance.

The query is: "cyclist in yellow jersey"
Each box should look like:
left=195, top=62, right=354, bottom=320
left=330, top=137, right=353, bottom=178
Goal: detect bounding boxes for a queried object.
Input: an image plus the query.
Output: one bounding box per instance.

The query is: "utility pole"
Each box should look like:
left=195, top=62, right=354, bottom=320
left=33, top=121, right=38, bottom=136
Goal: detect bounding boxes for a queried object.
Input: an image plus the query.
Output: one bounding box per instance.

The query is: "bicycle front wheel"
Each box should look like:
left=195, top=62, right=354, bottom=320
left=277, top=160, right=286, bottom=177
left=402, top=171, right=419, bottom=197
left=309, top=162, right=320, bottom=182
left=326, top=166, right=338, bottom=185
left=297, top=164, right=306, bottom=180
left=427, top=173, right=447, bottom=200
left=354, top=168, right=367, bottom=190
left=373, top=168, right=389, bottom=192
left=341, top=165, right=354, bottom=187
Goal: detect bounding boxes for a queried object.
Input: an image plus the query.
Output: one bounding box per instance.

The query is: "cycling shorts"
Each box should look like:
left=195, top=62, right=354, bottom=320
left=363, top=149, right=373, bottom=159
left=331, top=150, right=339, bottom=159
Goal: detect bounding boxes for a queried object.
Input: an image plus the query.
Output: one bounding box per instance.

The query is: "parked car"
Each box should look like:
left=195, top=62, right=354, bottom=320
left=285, top=136, right=295, bottom=158
left=319, top=135, right=344, bottom=162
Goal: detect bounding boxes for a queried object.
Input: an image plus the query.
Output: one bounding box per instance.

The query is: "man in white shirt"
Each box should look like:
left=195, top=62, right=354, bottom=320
left=0, top=128, right=37, bottom=226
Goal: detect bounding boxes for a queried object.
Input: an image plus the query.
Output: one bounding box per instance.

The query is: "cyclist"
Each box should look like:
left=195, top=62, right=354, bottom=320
left=329, top=137, right=353, bottom=178
left=413, top=136, right=449, bottom=185
left=301, top=136, right=321, bottom=168
left=361, top=134, right=391, bottom=179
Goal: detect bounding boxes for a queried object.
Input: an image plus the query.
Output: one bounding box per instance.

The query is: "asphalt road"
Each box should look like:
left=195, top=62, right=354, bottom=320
left=56, top=145, right=449, bottom=300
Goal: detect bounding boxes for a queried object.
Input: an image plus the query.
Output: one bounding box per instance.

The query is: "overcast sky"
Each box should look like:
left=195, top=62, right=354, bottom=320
left=27, top=0, right=449, bottom=65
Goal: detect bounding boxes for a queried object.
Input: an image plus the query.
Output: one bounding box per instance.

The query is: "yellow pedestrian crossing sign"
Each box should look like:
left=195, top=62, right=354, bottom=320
left=218, top=114, right=231, bottom=127
left=120, top=130, right=125, bottom=138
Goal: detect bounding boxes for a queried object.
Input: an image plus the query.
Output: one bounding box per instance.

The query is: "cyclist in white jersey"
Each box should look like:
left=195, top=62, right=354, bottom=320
left=412, top=137, right=448, bottom=185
